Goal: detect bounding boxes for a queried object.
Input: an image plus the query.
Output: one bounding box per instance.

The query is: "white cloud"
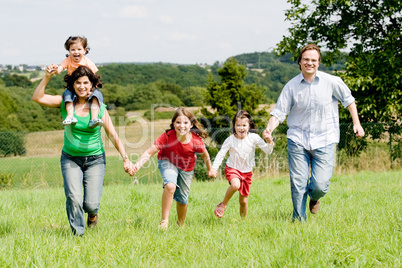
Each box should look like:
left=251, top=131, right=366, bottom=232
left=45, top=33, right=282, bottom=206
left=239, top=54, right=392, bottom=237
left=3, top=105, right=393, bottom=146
left=159, top=15, right=174, bottom=24
left=118, top=5, right=149, bottom=19
left=166, top=31, right=196, bottom=42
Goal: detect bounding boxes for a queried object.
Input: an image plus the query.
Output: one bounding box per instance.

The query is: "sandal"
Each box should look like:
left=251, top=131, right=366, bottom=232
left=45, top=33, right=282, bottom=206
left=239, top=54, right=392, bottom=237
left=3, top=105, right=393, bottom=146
left=214, top=202, right=226, bottom=218
left=62, top=116, right=78, bottom=126
left=89, top=118, right=104, bottom=128
left=158, top=220, right=169, bottom=231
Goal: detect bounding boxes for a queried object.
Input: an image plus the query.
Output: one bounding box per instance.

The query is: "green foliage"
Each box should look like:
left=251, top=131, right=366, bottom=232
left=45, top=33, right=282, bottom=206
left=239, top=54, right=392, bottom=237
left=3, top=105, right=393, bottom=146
left=101, top=83, right=133, bottom=109
left=276, top=0, right=402, bottom=123
left=109, top=107, right=127, bottom=126
left=98, top=63, right=209, bottom=88
left=0, top=132, right=26, bottom=157
left=201, top=58, right=267, bottom=145
left=143, top=110, right=175, bottom=121
left=0, top=74, right=32, bottom=88
left=338, top=124, right=368, bottom=157
left=389, top=123, right=402, bottom=161
left=0, top=88, right=22, bottom=131
left=194, top=146, right=219, bottom=182
left=29, top=71, right=40, bottom=80
left=0, top=57, right=367, bottom=133
left=0, top=173, right=14, bottom=190
left=0, top=85, right=64, bottom=132
left=182, top=86, right=206, bottom=107
left=160, top=92, right=182, bottom=107
left=126, top=84, right=162, bottom=110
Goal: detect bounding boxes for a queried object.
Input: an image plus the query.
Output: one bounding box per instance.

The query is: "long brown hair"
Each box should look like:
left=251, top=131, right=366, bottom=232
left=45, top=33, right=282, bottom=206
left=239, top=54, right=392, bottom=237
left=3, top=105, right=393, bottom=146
left=166, top=107, right=208, bottom=139
left=232, top=110, right=256, bottom=134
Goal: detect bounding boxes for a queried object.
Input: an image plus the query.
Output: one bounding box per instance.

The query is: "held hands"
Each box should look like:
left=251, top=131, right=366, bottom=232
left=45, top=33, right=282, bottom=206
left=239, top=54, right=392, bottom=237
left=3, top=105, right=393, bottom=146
left=208, top=168, right=217, bottom=178
left=45, top=64, right=58, bottom=77
left=262, top=128, right=274, bottom=145
left=123, top=159, right=137, bottom=176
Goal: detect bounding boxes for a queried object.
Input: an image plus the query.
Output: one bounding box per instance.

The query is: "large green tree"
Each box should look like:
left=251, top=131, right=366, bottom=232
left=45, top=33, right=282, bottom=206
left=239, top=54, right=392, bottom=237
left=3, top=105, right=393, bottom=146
left=200, top=58, right=267, bottom=145
left=276, top=0, right=401, bottom=122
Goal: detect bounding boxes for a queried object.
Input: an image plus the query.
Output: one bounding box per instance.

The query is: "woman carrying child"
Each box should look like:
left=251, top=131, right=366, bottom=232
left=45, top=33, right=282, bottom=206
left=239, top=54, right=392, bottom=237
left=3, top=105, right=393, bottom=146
left=131, top=107, right=212, bottom=230
left=209, top=110, right=274, bottom=219
left=32, top=65, right=134, bottom=236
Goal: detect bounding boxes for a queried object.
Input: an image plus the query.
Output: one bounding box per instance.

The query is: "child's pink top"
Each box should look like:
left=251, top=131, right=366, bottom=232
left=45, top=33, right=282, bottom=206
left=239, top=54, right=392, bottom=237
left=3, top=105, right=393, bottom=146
left=154, top=129, right=206, bottom=171
left=60, top=55, right=98, bottom=75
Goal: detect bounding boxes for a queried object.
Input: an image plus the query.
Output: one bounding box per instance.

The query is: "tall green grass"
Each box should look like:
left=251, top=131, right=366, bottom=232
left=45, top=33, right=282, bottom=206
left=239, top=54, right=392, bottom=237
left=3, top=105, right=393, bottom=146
left=0, top=156, right=160, bottom=188
left=0, top=170, right=401, bottom=267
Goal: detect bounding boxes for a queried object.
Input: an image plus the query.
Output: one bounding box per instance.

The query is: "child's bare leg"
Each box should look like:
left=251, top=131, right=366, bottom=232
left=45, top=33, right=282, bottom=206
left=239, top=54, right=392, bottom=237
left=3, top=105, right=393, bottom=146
left=161, top=183, right=176, bottom=222
left=90, top=97, right=100, bottom=120
left=239, top=195, right=248, bottom=218
left=62, top=102, right=78, bottom=125
left=222, top=178, right=241, bottom=206
left=66, top=102, right=74, bottom=118
left=176, top=202, right=187, bottom=226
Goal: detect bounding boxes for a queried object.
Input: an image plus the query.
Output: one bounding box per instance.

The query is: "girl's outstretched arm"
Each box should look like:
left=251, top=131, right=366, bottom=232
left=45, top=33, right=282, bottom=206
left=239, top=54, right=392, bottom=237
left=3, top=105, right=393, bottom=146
left=199, top=149, right=213, bottom=176
left=133, top=145, right=159, bottom=175
left=56, top=65, right=64, bottom=75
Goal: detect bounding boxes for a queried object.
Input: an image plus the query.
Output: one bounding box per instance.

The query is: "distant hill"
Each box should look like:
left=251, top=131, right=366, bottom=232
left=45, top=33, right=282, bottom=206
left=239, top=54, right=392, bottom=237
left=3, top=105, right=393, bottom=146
left=0, top=51, right=348, bottom=133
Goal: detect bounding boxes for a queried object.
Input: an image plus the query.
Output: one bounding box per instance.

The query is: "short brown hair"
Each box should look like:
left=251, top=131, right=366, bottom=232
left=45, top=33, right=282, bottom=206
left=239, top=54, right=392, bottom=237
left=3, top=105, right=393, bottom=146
left=297, top=44, right=321, bottom=70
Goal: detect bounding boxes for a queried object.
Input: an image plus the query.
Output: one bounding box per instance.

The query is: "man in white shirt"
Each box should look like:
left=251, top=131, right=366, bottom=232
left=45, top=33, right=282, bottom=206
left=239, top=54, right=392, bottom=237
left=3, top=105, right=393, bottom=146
left=263, top=44, right=365, bottom=221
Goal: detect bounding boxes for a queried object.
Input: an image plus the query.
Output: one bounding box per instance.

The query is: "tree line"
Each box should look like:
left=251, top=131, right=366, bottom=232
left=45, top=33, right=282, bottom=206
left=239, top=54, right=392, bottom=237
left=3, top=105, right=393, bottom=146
left=0, top=52, right=310, bottom=133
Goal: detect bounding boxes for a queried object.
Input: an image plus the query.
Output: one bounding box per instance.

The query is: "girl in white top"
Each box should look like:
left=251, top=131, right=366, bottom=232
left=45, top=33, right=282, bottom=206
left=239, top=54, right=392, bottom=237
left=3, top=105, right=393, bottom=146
left=208, top=110, right=274, bottom=218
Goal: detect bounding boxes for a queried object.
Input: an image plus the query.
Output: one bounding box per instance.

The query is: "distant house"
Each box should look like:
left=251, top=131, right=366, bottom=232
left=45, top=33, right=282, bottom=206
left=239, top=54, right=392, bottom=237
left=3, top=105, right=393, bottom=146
left=26, top=66, right=38, bottom=72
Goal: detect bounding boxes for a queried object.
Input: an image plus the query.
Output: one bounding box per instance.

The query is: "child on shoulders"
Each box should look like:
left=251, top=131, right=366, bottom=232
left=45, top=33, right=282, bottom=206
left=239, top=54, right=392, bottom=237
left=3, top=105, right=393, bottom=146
left=55, top=36, right=103, bottom=128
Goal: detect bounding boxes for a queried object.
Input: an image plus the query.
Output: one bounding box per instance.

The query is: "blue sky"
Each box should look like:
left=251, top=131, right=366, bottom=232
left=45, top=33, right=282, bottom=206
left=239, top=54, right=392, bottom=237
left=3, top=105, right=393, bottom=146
left=0, top=0, right=291, bottom=65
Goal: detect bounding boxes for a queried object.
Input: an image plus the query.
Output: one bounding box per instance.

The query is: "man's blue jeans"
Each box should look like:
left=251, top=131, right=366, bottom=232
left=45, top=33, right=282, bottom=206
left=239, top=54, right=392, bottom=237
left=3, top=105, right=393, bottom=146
left=60, top=151, right=106, bottom=235
left=287, top=139, right=335, bottom=221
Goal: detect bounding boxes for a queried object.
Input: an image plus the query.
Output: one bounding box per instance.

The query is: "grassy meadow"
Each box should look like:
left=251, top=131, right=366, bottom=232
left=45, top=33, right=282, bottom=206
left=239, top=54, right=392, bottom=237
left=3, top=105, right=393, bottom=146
left=0, top=170, right=401, bottom=267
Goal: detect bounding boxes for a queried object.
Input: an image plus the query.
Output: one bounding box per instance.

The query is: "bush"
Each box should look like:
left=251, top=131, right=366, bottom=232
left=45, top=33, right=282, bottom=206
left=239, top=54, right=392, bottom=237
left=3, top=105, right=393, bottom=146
left=338, top=124, right=368, bottom=157
left=0, top=132, right=26, bottom=157
left=109, top=107, right=127, bottom=126
left=194, top=146, right=219, bottom=182
left=0, top=173, right=14, bottom=189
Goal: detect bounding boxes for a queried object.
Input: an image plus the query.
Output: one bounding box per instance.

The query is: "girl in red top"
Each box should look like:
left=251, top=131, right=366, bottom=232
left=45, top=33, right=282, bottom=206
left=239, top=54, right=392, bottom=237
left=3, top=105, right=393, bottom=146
left=131, top=107, right=212, bottom=230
